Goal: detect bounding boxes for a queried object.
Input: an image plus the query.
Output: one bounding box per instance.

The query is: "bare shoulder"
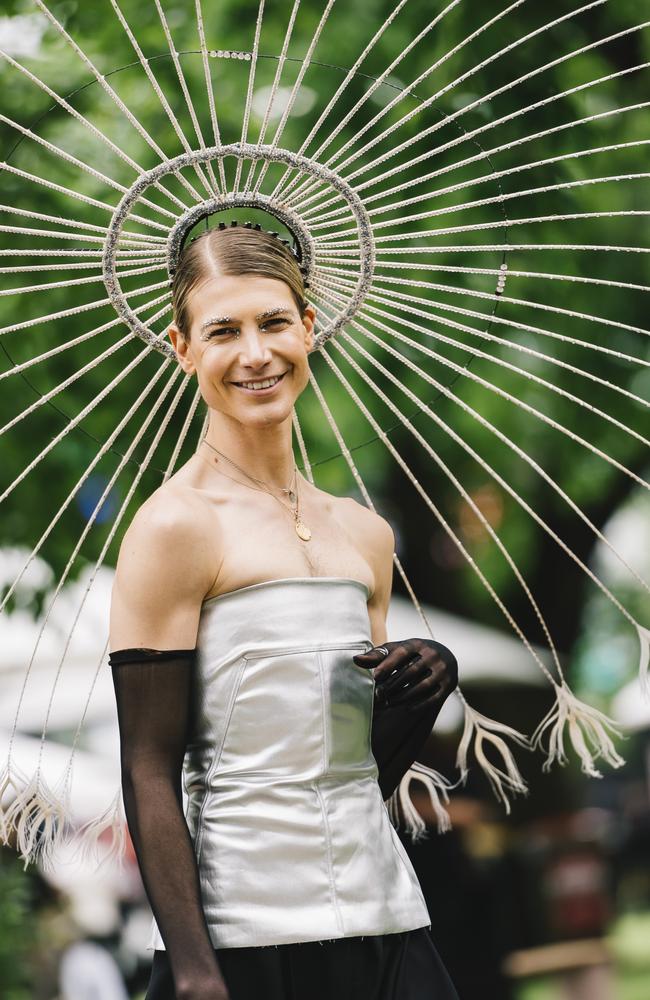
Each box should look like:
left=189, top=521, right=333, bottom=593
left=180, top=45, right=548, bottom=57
left=109, top=482, right=222, bottom=649
left=119, top=481, right=219, bottom=569
left=338, top=494, right=395, bottom=556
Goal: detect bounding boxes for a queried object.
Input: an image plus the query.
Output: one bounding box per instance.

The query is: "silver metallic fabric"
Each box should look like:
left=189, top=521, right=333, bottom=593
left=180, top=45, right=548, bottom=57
left=147, top=577, right=431, bottom=950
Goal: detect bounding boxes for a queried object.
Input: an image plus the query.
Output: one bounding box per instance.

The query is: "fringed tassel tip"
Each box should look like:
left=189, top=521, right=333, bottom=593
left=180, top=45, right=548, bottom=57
left=71, top=790, right=128, bottom=872
left=0, top=766, right=127, bottom=874
left=456, top=705, right=530, bottom=816
left=387, top=764, right=455, bottom=840
left=2, top=776, right=75, bottom=872
left=532, top=682, right=626, bottom=779
left=0, top=763, right=26, bottom=845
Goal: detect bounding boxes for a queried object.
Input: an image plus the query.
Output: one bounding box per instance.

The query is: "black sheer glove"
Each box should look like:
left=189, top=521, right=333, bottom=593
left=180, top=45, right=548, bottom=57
left=354, top=639, right=458, bottom=800
left=110, top=648, right=230, bottom=1000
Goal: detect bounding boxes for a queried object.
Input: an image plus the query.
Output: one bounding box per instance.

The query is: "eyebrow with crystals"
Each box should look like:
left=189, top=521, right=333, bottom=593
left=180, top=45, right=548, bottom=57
left=200, top=315, right=234, bottom=331
left=200, top=307, right=293, bottom=333
left=255, top=306, right=294, bottom=321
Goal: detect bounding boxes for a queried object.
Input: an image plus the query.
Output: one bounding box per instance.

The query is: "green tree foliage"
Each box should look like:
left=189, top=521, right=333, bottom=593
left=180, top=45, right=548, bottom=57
left=1, top=0, right=647, bottom=661
left=0, top=851, right=33, bottom=998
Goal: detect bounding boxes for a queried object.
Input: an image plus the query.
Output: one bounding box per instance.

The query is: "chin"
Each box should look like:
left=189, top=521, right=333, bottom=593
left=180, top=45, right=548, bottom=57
left=228, top=391, right=293, bottom=421
left=247, top=402, right=295, bottom=425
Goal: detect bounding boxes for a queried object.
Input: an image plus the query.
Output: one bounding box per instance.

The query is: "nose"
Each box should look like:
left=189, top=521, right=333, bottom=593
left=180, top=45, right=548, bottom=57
left=237, top=326, right=273, bottom=370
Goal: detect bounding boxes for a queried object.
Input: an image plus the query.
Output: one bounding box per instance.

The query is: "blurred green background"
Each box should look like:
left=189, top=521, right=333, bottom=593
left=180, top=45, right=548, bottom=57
left=1, top=1, right=648, bottom=997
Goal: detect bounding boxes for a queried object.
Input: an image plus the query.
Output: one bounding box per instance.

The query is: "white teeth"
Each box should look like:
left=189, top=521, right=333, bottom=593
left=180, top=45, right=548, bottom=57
left=237, top=374, right=282, bottom=390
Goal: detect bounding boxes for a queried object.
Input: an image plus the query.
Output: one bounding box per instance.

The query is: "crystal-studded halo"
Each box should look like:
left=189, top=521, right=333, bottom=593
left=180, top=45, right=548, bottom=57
left=102, top=143, right=375, bottom=358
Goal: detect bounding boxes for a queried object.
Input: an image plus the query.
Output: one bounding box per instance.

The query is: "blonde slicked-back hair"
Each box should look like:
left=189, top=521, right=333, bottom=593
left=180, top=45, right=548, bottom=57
left=171, top=225, right=308, bottom=339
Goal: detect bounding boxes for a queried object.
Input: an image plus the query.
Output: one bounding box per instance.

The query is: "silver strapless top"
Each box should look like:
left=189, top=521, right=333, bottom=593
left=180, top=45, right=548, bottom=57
left=147, top=577, right=431, bottom=950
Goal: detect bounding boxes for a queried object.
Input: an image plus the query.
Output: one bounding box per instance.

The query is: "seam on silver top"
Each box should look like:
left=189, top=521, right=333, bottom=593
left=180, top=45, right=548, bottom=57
left=194, top=653, right=249, bottom=864
left=244, top=640, right=370, bottom=660
left=313, top=780, right=345, bottom=937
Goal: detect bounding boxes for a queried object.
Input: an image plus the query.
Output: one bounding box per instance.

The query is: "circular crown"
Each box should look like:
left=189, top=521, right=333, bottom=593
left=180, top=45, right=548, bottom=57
left=103, top=143, right=375, bottom=357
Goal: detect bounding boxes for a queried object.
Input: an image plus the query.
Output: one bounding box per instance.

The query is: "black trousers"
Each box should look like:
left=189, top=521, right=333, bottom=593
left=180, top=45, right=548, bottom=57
left=145, top=926, right=459, bottom=999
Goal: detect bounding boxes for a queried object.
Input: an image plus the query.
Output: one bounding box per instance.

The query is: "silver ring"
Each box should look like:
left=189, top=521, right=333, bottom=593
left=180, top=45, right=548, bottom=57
left=375, top=645, right=389, bottom=657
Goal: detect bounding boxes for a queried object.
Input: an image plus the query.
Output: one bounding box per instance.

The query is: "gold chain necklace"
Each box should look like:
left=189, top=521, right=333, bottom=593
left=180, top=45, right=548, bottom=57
left=200, top=437, right=312, bottom=542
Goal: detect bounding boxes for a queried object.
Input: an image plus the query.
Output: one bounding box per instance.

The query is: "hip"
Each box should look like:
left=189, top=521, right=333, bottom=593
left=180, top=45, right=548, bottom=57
left=146, top=926, right=459, bottom=1000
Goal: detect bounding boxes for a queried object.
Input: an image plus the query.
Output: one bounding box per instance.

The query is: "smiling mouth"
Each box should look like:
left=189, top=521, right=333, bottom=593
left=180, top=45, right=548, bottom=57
left=231, top=370, right=288, bottom=392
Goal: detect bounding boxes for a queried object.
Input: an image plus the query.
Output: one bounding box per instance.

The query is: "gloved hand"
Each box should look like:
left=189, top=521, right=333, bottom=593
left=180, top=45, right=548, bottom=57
left=353, top=637, right=458, bottom=711
left=353, top=639, right=458, bottom=800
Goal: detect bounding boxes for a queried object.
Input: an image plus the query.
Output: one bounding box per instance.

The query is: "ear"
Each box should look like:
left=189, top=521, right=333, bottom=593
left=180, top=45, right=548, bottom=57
left=168, top=323, right=196, bottom=376
left=302, top=305, right=316, bottom=354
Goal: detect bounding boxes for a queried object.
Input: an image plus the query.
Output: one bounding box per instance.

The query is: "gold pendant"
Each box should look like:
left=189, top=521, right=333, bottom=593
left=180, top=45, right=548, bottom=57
left=295, top=520, right=311, bottom=541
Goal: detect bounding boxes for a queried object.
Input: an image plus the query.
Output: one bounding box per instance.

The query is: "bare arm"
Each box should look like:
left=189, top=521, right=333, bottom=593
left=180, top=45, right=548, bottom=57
left=110, top=492, right=228, bottom=999
left=365, top=511, right=393, bottom=649
left=364, top=515, right=453, bottom=800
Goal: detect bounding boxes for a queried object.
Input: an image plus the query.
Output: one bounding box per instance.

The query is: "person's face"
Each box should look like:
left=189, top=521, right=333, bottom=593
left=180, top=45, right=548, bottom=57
left=168, top=272, right=316, bottom=427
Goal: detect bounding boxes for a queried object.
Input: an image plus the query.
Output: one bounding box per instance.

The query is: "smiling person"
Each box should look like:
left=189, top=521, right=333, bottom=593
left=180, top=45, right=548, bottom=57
left=108, top=223, right=459, bottom=1000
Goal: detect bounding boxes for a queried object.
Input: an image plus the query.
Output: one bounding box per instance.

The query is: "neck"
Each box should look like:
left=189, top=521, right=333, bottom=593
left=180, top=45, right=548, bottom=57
left=202, top=410, right=297, bottom=489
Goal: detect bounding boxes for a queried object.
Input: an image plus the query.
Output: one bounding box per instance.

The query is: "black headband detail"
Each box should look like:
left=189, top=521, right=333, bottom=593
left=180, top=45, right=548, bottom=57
left=210, top=218, right=304, bottom=265
left=170, top=215, right=309, bottom=288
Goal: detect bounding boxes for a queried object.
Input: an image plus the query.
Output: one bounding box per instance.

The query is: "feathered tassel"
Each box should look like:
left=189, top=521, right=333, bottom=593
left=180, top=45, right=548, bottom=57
left=1, top=761, right=127, bottom=873
left=0, top=760, right=25, bottom=843
left=532, top=681, right=625, bottom=778
left=0, top=762, right=27, bottom=845
left=386, top=762, right=455, bottom=840
left=71, top=787, right=127, bottom=871
left=456, top=704, right=530, bottom=813
left=0, top=764, right=73, bottom=873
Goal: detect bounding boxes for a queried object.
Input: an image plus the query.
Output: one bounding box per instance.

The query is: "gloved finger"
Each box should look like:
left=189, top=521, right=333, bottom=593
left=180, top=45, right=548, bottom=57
left=368, top=641, right=420, bottom=684
left=385, top=662, right=449, bottom=708
left=380, top=656, right=429, bottom=696
left=352, top=646, right=390, bottom=667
